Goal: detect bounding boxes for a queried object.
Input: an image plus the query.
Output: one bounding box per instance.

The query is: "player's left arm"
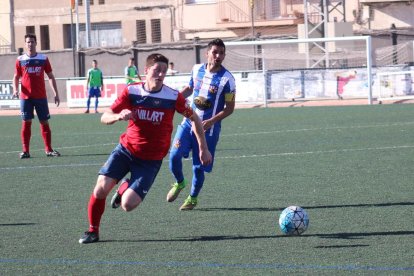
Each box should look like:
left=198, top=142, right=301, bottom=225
left=177, top=92, right=212, bottom=165
left=100, top=71, right=104, bottom=91
left=189, top=112, right=212, bottom=166
left=202, top=92, right=235, bottom=131
left=136, top=68, right=142, bottom=81
left=46, top=71, right=60, bottom=107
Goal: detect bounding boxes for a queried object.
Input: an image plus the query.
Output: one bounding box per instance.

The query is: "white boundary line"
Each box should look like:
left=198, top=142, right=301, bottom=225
left=2, top=121, right=413, bottom=155
left=1, top=144, right=414, bottom=171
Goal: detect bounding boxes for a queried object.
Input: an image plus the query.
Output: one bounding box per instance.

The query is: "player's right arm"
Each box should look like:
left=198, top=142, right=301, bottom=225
left=13, top=60, right=21, bottom=98
left=12, top=73, right=20, bottom=98
left=101, top=109, right=133, bottom=125
left=124, top=66, right=131, bottom=81
left=101, top=86, right=133, bottom=125
left=86, top=69, right=91, bottom=87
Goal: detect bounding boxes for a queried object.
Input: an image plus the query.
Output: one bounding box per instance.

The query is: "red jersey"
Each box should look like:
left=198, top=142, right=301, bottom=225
left=111, top=83, right=194, bottom=160
left=15, top=53, right=53, bottom=99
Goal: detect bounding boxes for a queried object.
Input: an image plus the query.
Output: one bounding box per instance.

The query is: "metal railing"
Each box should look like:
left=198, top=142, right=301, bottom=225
left=0, top=35, right=11, bottom=54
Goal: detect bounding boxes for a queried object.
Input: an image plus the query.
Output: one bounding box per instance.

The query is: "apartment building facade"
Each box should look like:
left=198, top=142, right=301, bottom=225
left=1, top=0, right=413, bottom=53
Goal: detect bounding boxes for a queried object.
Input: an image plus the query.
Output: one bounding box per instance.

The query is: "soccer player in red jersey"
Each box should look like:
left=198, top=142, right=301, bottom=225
left=12, top=33, right=61, bottom=159
left=79, top=53, right=212, bottom=244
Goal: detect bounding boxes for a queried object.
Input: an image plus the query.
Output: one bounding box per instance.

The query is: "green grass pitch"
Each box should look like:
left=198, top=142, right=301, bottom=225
left=0, top=105, right=413, bottom=274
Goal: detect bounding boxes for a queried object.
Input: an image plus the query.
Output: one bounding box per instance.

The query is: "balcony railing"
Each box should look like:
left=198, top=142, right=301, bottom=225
left=0, top=35, right=11, bottom=54
left=217, top=0, right=251, bottom=23
left=216, top=0, right=303, bottom=24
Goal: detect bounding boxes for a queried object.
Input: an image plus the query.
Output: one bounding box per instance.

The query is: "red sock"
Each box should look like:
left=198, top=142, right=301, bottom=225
left=40, top=123, right=52, bottom=152
left=87, top=194, right=106, bottom=233
left=21, top=121, right=32, bottom=152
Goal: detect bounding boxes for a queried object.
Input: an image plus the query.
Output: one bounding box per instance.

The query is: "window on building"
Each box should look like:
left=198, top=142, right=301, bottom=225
left=40, top=25, right=50, bottom=50
left=63, top=24, right=75, bottom=49
left=136, top=20, right=147, bottom=44
left=78, top=0, right=97, bottom=6
left=99, top=0, right=105, bottom=4
left=26, top=26, right=35, bottom=35
left=79, top=22, right=122, bottom=48
left=151, top=19, right=161, bottom=43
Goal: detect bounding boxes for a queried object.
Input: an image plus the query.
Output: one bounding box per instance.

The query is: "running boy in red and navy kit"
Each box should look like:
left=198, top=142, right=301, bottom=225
left=79, top=53, right=212, bottom=244
left=12, top=33, right=61, bottom=159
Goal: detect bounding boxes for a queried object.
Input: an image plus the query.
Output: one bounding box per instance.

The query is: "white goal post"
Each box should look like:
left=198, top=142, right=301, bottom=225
left=223, top=36, right=373, bottom=105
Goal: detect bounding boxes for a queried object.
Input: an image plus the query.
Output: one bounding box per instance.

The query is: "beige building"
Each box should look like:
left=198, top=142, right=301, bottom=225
left=0, top=0, right=14, bottom=53
left=1, top=0, right=414, bottom=52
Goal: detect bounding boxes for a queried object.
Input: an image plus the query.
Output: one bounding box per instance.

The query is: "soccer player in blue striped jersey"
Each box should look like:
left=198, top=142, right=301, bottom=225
left=167, top=38, right=236, bottom=210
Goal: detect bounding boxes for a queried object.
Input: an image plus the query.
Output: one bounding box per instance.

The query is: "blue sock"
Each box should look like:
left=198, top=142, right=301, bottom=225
left=169, top=151, right=184, bottom=183
left=86, top=97, right=91, bottom=110
left=95, top=98, right=99, bottom=111
left=190, top=166, right=205, bottom=197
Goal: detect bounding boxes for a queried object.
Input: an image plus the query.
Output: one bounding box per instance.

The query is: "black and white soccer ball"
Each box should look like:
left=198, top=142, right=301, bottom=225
left=279, top=206, right=309, bottom=235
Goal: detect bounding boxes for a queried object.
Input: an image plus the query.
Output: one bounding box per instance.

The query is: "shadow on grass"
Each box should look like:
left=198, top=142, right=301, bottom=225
left=313, top=230, right=414, bottom=239
left=0, top=223, right=36, bottom=227
left=197, top=201, right=414, bottom=212
left=101, top=230, right=414, bottom=243
left=60, top=153, right=109, bottom=157
left=314, top=244, right=369, bottom=248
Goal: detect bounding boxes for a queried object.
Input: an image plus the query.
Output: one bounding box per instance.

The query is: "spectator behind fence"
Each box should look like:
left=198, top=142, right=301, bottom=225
left=167, top=62, right=179, bottom=75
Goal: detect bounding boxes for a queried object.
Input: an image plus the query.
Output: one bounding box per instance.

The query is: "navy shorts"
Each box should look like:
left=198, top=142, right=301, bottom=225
left=20, top=98, right=50, bottom=121
left=88, top=87, right=101, bottom=97
left=99, top=144, right=162, bottom=200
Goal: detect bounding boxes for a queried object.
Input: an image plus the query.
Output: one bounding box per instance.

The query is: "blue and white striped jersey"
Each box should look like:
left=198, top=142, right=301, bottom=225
left=183, top=63, right=236, bottom=135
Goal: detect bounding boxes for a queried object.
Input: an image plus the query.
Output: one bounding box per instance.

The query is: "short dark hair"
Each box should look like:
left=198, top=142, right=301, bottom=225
left=207, top=38, right=225, bottom=51
left=146, top=53, right=169, bottom=67
left=25, top=33, right=37, bottom=43
left=129, top=57, right=134, bottom=61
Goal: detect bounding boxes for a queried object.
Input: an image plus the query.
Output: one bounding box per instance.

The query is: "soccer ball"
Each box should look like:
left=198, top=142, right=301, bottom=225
left=278, top=206, right=309, bottom=235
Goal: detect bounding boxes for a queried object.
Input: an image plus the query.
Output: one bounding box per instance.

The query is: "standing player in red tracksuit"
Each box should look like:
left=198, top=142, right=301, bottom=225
left=79, top=53, right=212, bottom=244
left=12, top=33, right=61, bottom=159
left=336, top=70, right=357, bottom=100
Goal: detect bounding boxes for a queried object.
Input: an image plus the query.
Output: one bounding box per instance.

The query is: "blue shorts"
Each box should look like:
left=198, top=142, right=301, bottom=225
left=88, top=87, right=101, bottom=97
left=20, top=98, right=50, bottom=121
left=170, top=124, right=220, bottom=173
left=99, top=144, right=162, bottom=200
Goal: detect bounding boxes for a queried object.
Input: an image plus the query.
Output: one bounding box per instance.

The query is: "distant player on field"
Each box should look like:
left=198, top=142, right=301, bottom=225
left=85, top=59, right=104, bottom=113
left=79, top=53, right=212, bottom=244
left=125, top=57, right=142, bottom=84
left=12, top=33, right=61, bottom=159
left=166, top=38, right=236, bottom=210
